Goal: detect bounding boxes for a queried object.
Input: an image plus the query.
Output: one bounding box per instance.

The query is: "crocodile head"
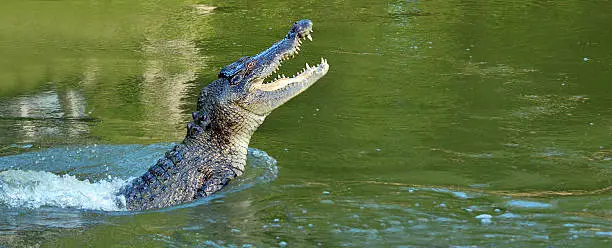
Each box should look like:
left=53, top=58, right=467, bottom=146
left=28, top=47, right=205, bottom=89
left=198, top=19, right=329, bottom=117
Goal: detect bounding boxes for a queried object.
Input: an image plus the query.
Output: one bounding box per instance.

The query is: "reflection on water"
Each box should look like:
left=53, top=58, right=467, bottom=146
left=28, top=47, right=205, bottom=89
left=0, top=90, right=88, bottom=120
left=1, top=0, right=612, bottom=247
left=140, top=38, right=204, bottom=137
left=0, top=90, right=91, bottom=146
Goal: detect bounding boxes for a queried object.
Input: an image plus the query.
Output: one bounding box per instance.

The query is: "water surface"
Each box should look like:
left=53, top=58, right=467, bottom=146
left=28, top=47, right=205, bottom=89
left=0, top=0, right=611, bottom=247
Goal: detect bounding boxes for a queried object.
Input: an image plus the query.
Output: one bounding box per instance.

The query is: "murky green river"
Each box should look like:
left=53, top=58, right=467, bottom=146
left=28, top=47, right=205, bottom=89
left=1, top=0, right=611, bottom=247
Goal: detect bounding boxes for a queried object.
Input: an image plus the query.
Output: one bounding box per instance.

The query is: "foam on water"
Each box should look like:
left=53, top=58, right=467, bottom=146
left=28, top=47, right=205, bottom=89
left=0, top=170, right=128, bottom=211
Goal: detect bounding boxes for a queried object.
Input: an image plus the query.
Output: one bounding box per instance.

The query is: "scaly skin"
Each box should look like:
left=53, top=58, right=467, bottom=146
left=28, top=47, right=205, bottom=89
left=119, top=19, right=329, bottom=210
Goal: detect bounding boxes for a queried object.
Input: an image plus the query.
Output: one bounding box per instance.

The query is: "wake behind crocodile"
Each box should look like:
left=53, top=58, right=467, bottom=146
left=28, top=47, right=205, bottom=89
left=0, top=144, right=277, bottom=212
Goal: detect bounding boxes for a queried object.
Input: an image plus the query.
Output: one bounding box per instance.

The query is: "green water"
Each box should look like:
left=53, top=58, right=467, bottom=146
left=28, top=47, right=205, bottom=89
left=1, top=0, right=611, bottom=247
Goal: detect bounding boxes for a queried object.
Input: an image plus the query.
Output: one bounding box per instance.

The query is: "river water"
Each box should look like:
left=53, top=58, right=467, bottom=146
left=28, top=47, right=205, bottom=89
left=0, top=0, right=611, bottom=247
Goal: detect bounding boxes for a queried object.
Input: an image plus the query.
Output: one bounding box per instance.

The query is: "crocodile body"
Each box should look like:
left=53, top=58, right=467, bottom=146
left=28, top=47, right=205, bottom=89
left=119, top=19, right=329, bottom=210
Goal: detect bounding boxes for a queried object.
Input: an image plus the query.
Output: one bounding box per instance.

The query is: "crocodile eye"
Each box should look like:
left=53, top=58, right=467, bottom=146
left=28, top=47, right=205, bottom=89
left=246, top=61, right=256, bottom=70
left=230, top=74, right=242, bottom=86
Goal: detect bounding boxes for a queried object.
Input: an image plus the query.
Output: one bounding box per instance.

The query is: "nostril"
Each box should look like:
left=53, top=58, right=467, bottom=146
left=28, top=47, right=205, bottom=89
left=290, top=19, right=313, bottom=37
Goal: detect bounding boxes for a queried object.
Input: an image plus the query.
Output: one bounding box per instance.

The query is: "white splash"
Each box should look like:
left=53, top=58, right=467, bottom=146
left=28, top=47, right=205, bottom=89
left=0, top=170, right=128, bottom=211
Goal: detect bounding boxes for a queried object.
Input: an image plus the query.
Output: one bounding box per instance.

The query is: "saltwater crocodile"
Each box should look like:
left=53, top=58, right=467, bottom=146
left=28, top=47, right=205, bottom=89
left=119, top=19, right=329, bottom=210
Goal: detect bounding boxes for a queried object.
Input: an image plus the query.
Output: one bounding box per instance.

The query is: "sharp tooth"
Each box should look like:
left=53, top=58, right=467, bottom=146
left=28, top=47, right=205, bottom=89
left=296, top=46, right=300, bottom=51
left=282, top=74, right=286, bottom=78
left=321, top=57, right=324, bottom=64
left=306, top=63, right=310, bottom=69
left=307, top=34, right=312, bottom=41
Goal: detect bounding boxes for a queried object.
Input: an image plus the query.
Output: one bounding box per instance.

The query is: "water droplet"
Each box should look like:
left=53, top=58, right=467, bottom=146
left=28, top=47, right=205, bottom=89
left=475, top=214, right=492, bottom=219
left=476, top=214, right=493, bottom=225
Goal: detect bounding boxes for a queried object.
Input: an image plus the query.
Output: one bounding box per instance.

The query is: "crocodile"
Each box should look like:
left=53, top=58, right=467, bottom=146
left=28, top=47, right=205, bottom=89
left=119, top=19, right=329, bottom=210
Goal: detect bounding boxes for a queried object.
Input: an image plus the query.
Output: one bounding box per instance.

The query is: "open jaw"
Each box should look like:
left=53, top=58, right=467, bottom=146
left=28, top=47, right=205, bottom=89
left=258, top=57, right=329, bottom=92
left=252, top=20, right=329, bottom=93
